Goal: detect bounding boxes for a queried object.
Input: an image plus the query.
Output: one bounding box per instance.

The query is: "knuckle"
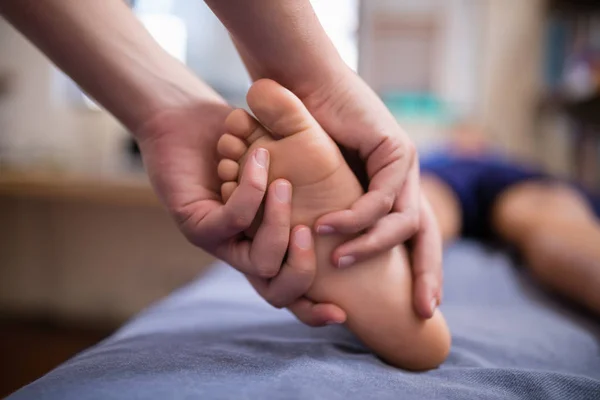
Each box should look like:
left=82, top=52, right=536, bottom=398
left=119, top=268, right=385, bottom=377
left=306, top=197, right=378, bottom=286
left=345, top=215, right=364, bottom=232
left=265, top=293, right=287, bottom=309
left=246, top=175, right=267, bottom=193
left=170, top=206, right=208, bottom=247
left=265, top=215, right=290, bottom=231
left=271, top=236, right=290, bottom=254
left=255, top=263, right=279, bottom=279
left=170, top=203, right=195, bottom=228
left=403, top=140, right=417, bottom=160
left=379, top=192, right=395, bottom=212
left=291, top=263, right=314, bottom=281
left=301, top=318, right=321, bottom=328
left=404, top=210, right=420, bottom=233
left=262, top=285, right=294, bottom=309
left=367, top=234, right=381, bottom=252
left=228, top=212, right=253, bottom=231
left=392, top=139, right=416, bottom=166
left=361, top=234, right=381, bottom=255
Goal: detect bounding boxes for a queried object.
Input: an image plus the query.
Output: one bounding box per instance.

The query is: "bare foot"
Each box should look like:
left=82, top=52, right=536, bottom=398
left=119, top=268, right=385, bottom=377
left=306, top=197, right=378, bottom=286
left=218, top=79, right=450, bottom=370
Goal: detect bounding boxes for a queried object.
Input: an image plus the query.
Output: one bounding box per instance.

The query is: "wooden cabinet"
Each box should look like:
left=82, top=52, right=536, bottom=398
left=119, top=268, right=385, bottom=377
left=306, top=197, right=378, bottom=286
left=0, top=172, right=215, bottom=324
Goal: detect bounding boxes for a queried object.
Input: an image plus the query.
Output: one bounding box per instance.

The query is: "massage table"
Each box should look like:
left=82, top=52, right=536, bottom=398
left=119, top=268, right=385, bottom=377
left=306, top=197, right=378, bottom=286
left=9, top=241, right=600, bottom=399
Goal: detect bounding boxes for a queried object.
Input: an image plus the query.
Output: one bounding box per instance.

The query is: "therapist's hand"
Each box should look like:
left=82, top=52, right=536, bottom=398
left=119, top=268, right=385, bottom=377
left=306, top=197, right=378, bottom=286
left=135, top=100, right=346, bottom=325
left=303, top=72, right=443, bottom=319
left=135, top=100, right=279, bottom=276
left=246, top=222, right=347, bottom=327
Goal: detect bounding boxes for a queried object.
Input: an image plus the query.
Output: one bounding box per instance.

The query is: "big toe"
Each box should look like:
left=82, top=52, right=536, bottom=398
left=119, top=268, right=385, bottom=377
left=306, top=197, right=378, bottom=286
left=246, top=79, right=318, bottom=137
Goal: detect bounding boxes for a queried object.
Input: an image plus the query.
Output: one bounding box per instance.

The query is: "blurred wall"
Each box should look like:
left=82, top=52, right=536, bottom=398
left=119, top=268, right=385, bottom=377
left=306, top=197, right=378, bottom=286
left=360, top=0, right=486, bottom=114
left=0, top=18, right=213, bottom=324
left=360, top=0, right=546, bottom=158
left=0, top=195, right=213, bottom=325
left=480, top=0, right=545, bottom=158
left=0, top=20, right=125, bottom=173
left=359, top=0, right=489, bottom=148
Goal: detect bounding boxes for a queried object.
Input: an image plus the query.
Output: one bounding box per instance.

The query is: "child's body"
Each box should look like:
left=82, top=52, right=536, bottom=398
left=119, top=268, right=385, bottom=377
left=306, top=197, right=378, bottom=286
left=217, top=79, right=450, bottom=370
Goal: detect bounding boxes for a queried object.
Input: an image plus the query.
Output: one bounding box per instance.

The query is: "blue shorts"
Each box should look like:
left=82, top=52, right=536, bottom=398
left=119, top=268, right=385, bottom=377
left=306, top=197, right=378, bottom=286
left=420, top=151, right=600, bottom=240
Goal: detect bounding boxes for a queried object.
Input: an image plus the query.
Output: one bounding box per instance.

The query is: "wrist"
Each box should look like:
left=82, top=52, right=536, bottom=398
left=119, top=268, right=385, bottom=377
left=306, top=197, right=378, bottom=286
left=282, top=53, right=354, bottom=102
left=128, top=58, right=228, bottom=136
left=132, top=76, right=232, bottom=145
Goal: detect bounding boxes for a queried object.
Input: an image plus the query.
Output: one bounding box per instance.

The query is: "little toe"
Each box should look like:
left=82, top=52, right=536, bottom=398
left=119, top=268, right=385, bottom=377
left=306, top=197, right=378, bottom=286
left=217, top=134, right=247, bottom=161
left=246, top=79, right=318, bottom=137
left=221, top=181, right=238, bottom=203
left=218, top=159, right=240, bottom=182
left=225, top=108, right=263, bottom=143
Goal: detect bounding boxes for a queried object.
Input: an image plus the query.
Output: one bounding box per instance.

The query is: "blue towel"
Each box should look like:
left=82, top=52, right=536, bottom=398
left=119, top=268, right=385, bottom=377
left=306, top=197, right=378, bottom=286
left=9, top=242, right=600, bottom=400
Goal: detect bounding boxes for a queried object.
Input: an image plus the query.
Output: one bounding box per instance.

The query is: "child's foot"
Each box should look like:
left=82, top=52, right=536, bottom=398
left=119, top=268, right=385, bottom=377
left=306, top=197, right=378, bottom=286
left=218, top=79, right=450, bottom=370
left=217, top=80, right=362, bottom=228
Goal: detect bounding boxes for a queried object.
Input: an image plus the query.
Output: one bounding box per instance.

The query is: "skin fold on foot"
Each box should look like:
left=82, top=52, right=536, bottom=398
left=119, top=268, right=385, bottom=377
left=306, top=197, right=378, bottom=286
left=217, top=79, right=451, bottom=370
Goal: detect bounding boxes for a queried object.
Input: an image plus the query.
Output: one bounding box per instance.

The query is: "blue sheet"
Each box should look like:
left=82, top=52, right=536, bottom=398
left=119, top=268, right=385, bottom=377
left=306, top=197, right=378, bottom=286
left=9, top=242, right=600, bottom=399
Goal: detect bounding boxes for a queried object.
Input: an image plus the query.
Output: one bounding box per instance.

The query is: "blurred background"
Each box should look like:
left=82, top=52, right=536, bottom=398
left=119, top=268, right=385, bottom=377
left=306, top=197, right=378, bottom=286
left=1, top=0, right=599, bottom=395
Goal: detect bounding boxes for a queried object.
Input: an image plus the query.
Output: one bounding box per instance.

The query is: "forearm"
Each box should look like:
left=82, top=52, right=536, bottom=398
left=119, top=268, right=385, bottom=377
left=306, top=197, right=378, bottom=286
left=0, top=0, right=224, bottom=133
left=205, top=0, right=351, bottom=99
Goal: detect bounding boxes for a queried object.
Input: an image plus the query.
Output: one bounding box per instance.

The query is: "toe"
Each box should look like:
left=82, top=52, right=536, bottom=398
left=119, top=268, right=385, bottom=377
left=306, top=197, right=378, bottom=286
left=246, top=79, right=317, bottom=137
left=217, top=134, right=247, bottom=161
left=225, top=109, right=263, bottom=143
left=221, top=181, right=238, bottom=203
left=218, top=159, right=240, bottom=182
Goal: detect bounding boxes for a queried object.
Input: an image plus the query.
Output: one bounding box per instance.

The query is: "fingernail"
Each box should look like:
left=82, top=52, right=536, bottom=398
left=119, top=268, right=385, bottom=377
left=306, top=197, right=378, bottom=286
left=430, top=299, right=437, bottom=315
left=316, top=225, right=335, bottom=235
left=254, top=148, right=268, bottom=168
left=326, top=320, right=341, bottom=325
left=275, top=181, right=291, bottom=203
left=337, top=255, right=355, bottom=268
left=294, top=227, right=312, bottom=250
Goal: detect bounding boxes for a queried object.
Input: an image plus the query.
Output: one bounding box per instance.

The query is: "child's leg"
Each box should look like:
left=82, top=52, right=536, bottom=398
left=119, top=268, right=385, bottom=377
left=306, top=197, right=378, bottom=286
left=420, top=175, right=462, bottom=244
left=493, top=182, right=600, bottom=315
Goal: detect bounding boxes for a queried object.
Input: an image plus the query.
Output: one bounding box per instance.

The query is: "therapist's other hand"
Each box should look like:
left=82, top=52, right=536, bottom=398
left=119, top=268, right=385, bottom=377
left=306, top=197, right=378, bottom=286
left=303, top=72, right=443, bottom=319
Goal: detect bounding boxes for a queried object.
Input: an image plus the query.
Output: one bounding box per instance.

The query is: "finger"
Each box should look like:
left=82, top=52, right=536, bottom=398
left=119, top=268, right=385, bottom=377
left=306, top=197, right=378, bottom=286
left=329, top=154, right=422, bottom=264
left=362, top=130, right=414, bottom=193
left=249, top=179, right=293, bottom=278
left=315, top=142, right=419, bottom=236
left=411, top=195, right=443, bottom=319
left=331, top=210, right=419, bottom=268
left=249, top=225, right=316, bottom=307
left=209, top=148, right=270, bottom=240
left=287, top=298, right=347, bottom=327
left=217, top=238, right=254, bottom=275
left=395, top=151, right=421, bottom=223
left=212, top=149, right=270, bottom=271
left=314, top=190, right=394, bottom=235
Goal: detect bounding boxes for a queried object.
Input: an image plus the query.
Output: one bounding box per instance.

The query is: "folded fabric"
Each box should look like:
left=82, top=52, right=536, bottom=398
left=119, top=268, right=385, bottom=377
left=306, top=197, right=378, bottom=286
left=10, top=242, right=600, bottom=400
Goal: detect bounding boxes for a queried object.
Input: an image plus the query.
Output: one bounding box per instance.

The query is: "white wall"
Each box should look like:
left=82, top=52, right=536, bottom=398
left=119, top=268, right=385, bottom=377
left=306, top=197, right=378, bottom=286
left=439, top=0, right=487, bottom=115
left=360, top=0, right=487, bottom=114
left=480, top=0, right=545, bottom=157
left=0, top=20, right=125, bottom=174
